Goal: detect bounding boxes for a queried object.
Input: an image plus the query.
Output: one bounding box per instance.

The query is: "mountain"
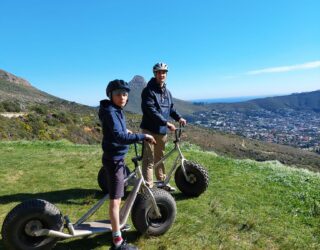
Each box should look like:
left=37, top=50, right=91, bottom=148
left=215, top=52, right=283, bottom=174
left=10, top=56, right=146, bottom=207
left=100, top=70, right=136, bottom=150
left=0, top=69, right=59, bottom=105
left=0, top=69, right=94, bottom=114
left=125, top=75, right=204, bottom=116
left=207, top=90, right=320, bottom=113
left=249, top=90, right=320, bottom=112
left=0, top=69, right=100, bottom=143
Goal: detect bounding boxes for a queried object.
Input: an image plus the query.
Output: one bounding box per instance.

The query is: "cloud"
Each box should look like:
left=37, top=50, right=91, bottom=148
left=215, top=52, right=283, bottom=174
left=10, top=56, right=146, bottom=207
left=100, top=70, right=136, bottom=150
left=246, top=61, right=320, bottom=75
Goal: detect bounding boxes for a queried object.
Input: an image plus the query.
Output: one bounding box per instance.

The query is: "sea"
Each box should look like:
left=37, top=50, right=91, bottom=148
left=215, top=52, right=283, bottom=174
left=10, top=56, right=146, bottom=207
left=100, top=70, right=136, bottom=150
left=191, top=95, right=270, bottom=104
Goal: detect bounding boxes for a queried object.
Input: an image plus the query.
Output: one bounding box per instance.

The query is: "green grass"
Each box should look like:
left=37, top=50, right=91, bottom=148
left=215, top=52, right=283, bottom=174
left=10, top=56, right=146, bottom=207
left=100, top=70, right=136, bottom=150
left=1, top=140, right=320, bottom=249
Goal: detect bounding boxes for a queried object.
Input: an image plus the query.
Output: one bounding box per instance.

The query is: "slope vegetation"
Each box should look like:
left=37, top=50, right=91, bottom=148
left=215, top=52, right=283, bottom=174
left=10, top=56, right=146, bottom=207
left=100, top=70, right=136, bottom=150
left=1, top=141, right=320, bottom=249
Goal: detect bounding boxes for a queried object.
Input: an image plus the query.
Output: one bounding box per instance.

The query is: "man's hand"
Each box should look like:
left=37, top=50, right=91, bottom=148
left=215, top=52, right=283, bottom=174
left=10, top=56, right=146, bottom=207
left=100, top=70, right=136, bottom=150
left=145, top=134, right=156, bottom=144
left=167, top=122, right=176, bottom=131
left=127, top=129, right=133, bottom=134
left=179, top=118, right=187, bottom=126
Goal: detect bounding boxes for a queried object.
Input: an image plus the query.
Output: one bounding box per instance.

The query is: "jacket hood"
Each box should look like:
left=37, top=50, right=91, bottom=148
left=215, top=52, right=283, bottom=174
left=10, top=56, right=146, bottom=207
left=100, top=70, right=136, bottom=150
left=99, top=99, right=122, bottom=121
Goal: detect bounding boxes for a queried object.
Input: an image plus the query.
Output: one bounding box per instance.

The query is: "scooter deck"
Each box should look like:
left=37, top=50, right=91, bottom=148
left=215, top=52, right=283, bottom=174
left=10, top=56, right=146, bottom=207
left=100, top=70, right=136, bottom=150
left=73, top=220, right=112, bottom=235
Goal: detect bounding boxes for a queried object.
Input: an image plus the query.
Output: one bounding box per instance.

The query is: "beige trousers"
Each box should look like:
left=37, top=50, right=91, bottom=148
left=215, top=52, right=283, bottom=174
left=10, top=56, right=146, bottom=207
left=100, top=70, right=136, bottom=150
left=142, top=129, right=167, bottom=187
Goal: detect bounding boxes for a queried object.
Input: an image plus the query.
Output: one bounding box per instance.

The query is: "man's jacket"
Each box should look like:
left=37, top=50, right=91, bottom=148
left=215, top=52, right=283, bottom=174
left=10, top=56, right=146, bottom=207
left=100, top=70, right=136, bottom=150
left=140, top=77, right=181, bottom=135
left=99, top=99, right=145, bottom=161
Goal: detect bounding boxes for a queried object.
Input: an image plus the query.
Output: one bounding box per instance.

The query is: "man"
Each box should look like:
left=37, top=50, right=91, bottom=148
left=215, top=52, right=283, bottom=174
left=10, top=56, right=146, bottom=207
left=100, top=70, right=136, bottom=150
left=140, top=62, right=187, bottom=191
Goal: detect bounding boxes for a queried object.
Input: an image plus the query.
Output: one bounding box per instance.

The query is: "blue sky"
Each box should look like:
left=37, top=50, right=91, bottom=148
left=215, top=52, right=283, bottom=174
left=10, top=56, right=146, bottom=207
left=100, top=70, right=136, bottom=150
left=1, top=0, right=319, bottom=106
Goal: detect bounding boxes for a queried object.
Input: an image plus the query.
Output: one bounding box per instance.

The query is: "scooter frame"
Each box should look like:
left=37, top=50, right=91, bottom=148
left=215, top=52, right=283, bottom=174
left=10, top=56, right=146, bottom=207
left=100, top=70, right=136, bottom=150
left=29, top=144, right=161, bottom=239
left=153, top=126, right=191, bottom=189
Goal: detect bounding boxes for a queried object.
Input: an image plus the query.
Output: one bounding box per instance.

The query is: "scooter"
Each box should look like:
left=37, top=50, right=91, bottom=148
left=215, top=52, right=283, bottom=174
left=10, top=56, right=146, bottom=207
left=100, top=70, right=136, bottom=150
left=1, top=143, right=176, bottom=250
left=98, top=126, right=209, bottom=197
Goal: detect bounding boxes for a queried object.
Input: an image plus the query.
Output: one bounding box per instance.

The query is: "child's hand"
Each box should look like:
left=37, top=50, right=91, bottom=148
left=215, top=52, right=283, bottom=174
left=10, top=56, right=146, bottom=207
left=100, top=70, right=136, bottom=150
left=166, top=122, right=176, bottom=131
left=145, top=134, right=156, bottom=144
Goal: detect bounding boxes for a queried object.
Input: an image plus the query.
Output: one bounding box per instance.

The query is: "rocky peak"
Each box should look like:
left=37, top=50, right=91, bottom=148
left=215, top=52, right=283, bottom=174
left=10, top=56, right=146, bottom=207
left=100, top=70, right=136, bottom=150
left=0, top=69, right=32, bottom=87
left=129, top=75, right=147, bottom=90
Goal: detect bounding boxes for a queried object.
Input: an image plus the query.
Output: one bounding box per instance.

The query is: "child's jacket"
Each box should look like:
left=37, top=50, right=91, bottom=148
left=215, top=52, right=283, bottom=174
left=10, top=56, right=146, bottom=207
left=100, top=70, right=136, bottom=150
left=99, top=99, right=145, bottom=160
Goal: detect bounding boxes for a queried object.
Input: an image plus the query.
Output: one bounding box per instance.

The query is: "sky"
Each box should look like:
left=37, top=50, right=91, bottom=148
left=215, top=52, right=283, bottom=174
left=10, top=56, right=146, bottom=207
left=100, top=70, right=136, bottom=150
left=1, top=0, right=320, bottom=106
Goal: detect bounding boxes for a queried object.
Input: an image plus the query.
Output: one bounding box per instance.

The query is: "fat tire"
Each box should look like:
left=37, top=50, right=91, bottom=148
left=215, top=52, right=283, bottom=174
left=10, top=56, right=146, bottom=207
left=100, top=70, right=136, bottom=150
left=1, top=199, right=64, bottom=250
left=97, top=166, right=130, bottom=194
left=131, top=188, right=176, bottom=236
left=174, top=161, right=209, bottom=197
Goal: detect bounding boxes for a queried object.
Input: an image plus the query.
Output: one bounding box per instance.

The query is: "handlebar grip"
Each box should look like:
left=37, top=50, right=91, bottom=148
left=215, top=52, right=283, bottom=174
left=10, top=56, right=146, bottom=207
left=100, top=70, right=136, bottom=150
left=133, top=141, right=144, bottom=160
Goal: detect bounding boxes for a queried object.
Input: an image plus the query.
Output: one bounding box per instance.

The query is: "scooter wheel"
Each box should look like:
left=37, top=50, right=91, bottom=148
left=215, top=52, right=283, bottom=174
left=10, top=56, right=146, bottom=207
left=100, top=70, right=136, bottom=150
left=131, top=188, right=176, bottom=236
left=1, top=199, right=64, bottom=250
left=97, top=165, right=131, bottom=194
left=174, top=161, right=209, bottom=197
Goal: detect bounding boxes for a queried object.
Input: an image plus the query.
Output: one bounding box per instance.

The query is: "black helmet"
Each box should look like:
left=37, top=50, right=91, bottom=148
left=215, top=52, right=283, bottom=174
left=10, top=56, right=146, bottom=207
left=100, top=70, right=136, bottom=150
left=106, top=79, right=130, bottom=99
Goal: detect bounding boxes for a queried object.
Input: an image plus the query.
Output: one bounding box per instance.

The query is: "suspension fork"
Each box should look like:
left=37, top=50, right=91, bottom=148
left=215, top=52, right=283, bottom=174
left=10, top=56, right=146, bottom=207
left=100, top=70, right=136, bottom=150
left=136, top=165, right=161, bottom=218
left=176, top=144, right=190, bottom=182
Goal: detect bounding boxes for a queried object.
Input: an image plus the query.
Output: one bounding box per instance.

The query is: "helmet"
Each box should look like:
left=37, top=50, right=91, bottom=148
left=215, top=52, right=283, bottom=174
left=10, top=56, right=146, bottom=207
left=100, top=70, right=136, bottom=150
left=106, top=79, right=130, bottom=99
left=153, top=62, right=168, bottom=73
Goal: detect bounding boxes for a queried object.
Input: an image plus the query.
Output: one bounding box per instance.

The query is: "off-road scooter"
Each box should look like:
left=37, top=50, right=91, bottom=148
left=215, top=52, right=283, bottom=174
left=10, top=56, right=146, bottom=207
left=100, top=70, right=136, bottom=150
left=1, top=143, right=177, bottom=250
left=98, top=126, right=209, bottom=197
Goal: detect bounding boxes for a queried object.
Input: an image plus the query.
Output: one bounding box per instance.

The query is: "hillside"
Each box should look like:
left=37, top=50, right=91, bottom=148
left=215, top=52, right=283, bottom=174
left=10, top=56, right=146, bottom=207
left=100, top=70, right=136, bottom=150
left=0, top=69, right=94, bottom=114
left=125, top=114, right=320, bottom=171
left=1, top=141, right=320, bottom=249
left=0, top=69, right=59, bottom=106
left=0, top=69, right=100, bottom=143
left=1, top=69, right=319, bottom=170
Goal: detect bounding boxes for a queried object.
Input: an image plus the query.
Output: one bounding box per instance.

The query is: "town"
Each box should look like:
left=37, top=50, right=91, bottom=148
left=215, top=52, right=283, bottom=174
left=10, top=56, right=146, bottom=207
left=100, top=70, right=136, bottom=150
left=192, top=108, right=320, bottom=154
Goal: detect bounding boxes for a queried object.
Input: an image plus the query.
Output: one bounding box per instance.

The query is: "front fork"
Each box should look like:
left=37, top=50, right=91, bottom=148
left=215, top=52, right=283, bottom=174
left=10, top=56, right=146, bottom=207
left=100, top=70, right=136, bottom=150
left=164, top=145, right=190, bottom=185
left=136, top=166, right=162, bottom=218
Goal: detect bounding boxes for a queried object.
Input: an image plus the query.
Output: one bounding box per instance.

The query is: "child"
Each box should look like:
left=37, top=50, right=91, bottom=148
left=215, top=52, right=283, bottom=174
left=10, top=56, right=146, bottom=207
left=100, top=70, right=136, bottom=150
left=99, top=79, right=156, bottom=250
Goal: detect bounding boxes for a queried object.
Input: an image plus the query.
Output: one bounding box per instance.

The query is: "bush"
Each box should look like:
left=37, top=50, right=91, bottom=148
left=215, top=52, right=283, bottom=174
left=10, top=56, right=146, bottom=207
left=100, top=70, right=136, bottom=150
left=1, top=100, right=21, bottom=112
left=53, top=112, right=72, bottom=124
left=0, top=103, right=5, bottom=112
left=27, top=113, right=45, bottom=136
left=31, top=105, right=48, bottom=115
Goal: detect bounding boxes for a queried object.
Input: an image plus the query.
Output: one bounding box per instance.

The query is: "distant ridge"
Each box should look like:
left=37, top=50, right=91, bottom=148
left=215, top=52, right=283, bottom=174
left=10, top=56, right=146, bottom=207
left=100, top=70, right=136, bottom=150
left=0, top=69, right=31, bottom=87
left=205, top=90, right=320, bottom=113
left=249, top=90, right=320, bottom=112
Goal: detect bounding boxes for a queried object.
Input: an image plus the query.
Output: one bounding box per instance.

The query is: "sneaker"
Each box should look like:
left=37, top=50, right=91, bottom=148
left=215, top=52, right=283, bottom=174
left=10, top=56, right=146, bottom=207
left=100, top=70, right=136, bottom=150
left=161, top=184, right=176, bottom=192
left=112, top=236, right=123, bottom=249
left=110, top=239, right=138, bottom=250
left=120, top=224, right=131, bottom=232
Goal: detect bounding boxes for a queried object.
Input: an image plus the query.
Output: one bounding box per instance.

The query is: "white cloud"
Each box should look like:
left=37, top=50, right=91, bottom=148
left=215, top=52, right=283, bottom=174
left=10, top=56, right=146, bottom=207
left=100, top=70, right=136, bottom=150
left=246, top=61, right=320, bottom=75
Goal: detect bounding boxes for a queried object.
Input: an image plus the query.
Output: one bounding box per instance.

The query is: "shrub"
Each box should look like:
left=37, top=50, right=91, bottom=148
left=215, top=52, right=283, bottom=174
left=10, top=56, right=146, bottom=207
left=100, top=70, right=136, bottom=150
left=1, top=100, right=21, bottom=112
left=31, top=105, right=48, bottom=115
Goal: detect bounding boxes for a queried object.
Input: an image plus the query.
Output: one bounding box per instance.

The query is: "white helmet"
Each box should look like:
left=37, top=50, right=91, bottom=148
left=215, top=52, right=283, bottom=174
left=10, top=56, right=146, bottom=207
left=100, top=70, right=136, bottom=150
left=153, top=62, right=168, bottom=73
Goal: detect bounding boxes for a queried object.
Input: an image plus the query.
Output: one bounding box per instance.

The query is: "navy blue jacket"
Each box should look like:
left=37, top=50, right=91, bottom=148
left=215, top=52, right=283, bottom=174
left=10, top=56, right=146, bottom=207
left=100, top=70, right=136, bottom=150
left=140, top=78, right=181, bottom=135
left=99, top=99, right=146, bottom=160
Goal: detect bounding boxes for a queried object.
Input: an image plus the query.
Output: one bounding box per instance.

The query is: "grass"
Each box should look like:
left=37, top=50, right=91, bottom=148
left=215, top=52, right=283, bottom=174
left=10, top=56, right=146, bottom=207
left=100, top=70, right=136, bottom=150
left=1, top=140, right=320, bottom=249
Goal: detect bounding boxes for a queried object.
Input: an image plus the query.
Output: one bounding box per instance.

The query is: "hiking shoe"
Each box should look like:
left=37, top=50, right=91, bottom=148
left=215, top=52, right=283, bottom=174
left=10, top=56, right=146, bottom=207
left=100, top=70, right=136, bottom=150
left=160, top=184, right=176, bottom=192
left=109, top=240, right=138, bottom=250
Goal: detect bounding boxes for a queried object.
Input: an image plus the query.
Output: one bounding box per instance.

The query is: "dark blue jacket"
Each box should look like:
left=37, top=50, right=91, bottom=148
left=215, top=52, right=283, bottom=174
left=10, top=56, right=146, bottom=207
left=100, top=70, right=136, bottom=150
left=99, top=99, right=145, bottom=160
left=140, top=78, right=181, bottom=135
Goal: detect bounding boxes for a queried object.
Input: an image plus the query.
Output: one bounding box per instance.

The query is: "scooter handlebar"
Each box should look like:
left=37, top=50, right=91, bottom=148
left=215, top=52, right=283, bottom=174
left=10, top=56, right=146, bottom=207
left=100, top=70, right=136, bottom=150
left=132, top=141, right=144, bottom=164
left=174, top=124, right=184, bottom=142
